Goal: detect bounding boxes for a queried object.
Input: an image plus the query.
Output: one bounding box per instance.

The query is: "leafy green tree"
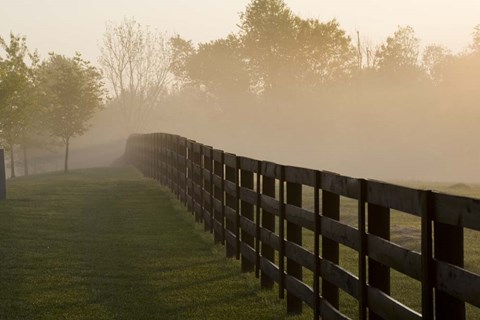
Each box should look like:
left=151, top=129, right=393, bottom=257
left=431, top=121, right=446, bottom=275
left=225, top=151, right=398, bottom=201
left=0, top=33, right=36, bottom=178
left=39, top=53, right=105, bottom=173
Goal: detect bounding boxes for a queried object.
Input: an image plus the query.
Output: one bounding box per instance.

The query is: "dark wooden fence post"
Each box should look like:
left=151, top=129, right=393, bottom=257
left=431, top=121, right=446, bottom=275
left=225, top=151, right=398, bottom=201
left=0, top=149, right=5, bottom=200
left=235, top=158, right=241, bottom=260
left=186, top=141, right=194, bottom=213
left=358, top=179, right=367, bottom=320
left=213, top=150, right=225, bottom=244
left=176, top=137, right=184, bottom=203
left=150, top=134, right=154, bottom=179
left=421, top=190, right=434, bottom=320
left=434, top=214, right=465, bottom=319
left=255, top=161, right=262, bottom=279
left=146, top=134, right=150, bottom=177
left=162, top=134, right=167, bottom=186
left=225, top=154, right=238, bottom=258
left=200, top=146, right=207, bottom=230
left=145, top=134, right=149, bottom=177
left=166, top=135, right=170, bottom=188
left=193, top=143, right=202, bottom=223
left=141, top=135, right=147, bottom=175
left=172, top=136, right=180, bottom=199
left=278, top=166, right=285, bottom=299
left=368, top=202, right=391, bottom=320
left=159, top=134, right=163, bottom=184
left=137, top=136, right=140, bottom=169
left=286, top=179, right=302, bottom=314
left=322, top=188, right=340, bottom=309
left=313, top=171, right=321, bottom=319
left=141, top=134, right=144, bottom=174
left=140, top=135, right=144, bottom=174
left=166, top=135, right=171, bottom=189
left=182, top=139, right=187, bottom=206
left=152, top=134, right=155, bottom=180
left=169, top=135, right=174, bottom=191
left=260, top=164, right=275, bottom=289
left=154, top=133, right=159, bottom=182
left=240, top=160, right=255, bottom=272
left=150, top=134, right=155, bottom=179
left=158, top=134, right=163, bottom=185
left=202, top=146, right=213, bottom=234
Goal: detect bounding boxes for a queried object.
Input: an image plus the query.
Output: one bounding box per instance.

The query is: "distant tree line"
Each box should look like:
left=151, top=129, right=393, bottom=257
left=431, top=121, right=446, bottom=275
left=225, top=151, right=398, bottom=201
left=2, top=0, right=479, bottom=177
left=168, top=0, right=480, bottom=109
left=0, top=34, right=105, bottom=176
left=99, top=0, right=480, bottom=140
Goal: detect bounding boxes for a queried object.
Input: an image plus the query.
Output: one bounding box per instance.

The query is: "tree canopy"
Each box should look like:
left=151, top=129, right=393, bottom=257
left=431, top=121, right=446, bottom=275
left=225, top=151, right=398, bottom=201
left=39, top=53, right=105, bottom=172
left=0, top=33, right=39, bottom=177
left=375, top=26, right=420, bottom=75
left=172, top=0, right=355, bottom=105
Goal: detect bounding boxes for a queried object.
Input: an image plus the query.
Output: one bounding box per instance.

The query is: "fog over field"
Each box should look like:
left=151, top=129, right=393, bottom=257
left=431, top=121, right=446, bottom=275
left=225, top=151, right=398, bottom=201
left=1, top=0, right=480, bottom=182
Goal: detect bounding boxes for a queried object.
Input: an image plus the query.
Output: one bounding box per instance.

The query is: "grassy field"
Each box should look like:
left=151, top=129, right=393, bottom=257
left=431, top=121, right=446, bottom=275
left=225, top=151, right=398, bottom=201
left=0, top=167, right=307, bottom=320
left=0, top=167, right=478, bottom=319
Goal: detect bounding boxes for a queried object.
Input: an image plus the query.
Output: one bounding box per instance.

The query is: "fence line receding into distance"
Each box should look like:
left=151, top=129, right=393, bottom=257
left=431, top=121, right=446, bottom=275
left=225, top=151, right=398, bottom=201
left=124, top=132, right=480, bottom=320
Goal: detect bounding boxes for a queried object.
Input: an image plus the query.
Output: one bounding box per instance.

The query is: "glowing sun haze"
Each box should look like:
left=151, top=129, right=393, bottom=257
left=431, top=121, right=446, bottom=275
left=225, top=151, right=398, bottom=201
left=1, top=0, right=479, bottom=63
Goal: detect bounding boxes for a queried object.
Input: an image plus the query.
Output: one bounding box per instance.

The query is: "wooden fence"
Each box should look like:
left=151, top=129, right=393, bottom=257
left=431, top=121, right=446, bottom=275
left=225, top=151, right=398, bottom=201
left=124, top=132, right=480, bottom=320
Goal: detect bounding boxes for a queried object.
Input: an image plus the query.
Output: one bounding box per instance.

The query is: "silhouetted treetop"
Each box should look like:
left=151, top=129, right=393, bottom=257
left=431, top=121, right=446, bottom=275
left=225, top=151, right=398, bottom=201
left=376, top=26, right=420, bottom=75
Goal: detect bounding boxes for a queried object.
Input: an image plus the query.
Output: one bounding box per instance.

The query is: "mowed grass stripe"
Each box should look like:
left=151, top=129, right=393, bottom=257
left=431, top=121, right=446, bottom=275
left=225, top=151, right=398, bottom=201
left=0, top=167, right=302, bottom=320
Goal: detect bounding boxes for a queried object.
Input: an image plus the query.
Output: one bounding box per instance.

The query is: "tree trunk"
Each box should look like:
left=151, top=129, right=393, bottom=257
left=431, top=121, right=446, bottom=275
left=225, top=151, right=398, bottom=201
left=10, top=145, right=15, bottom=178
left=23, top=145, right=28, bottom=176
left=64, top=138, right=69, bottom=173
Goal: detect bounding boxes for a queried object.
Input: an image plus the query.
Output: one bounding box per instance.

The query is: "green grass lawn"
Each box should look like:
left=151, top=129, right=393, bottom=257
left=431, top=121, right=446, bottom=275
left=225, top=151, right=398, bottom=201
left=0, top=167, right=305, bottom=320
left=1, top=167, right=478, bottom=319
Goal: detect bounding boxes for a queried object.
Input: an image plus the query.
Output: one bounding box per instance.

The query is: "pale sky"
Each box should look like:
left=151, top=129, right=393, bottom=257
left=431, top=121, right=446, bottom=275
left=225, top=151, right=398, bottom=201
left=1, top=0, right=479, bottom=64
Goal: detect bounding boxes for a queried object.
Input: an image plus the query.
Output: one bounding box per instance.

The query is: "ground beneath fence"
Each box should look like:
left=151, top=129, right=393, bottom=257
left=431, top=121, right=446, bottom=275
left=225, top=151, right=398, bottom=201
left=0, top=167, right=305, bottom=319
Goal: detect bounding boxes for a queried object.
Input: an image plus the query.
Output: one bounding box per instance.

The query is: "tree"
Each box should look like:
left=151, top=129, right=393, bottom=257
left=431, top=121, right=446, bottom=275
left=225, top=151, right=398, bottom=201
left=239, top=0, right=297, bottom=96
left=294, top=18, right=355, bottom=87
left=99, top=18, right=172, bottom=133
left=472, top=24, right=480, bottom=53
left=422, top=44, right=451, bottom=83
left=0, top=33, right=36, bottom=178
left=376, top=26, right=420, bottom=75
left=187, top=35, right=251, bottom=102
left=39, top=53, right=104, bottom=173
left=436, top=26, right=480, bottom=108
left=169, top=35, right=195, bottom=89
left=238, top=0, right=355, bottom=97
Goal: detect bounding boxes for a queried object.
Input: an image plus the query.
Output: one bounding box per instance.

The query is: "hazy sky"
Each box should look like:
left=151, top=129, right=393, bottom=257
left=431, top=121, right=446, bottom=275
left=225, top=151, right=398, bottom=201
left=1, top=0, right=479, bottom=64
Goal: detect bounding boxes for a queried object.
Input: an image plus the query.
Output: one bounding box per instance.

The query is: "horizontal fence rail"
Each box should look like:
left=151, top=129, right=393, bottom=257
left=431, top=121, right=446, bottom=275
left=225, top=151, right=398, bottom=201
left=124, top=132, right=480, bottom=320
